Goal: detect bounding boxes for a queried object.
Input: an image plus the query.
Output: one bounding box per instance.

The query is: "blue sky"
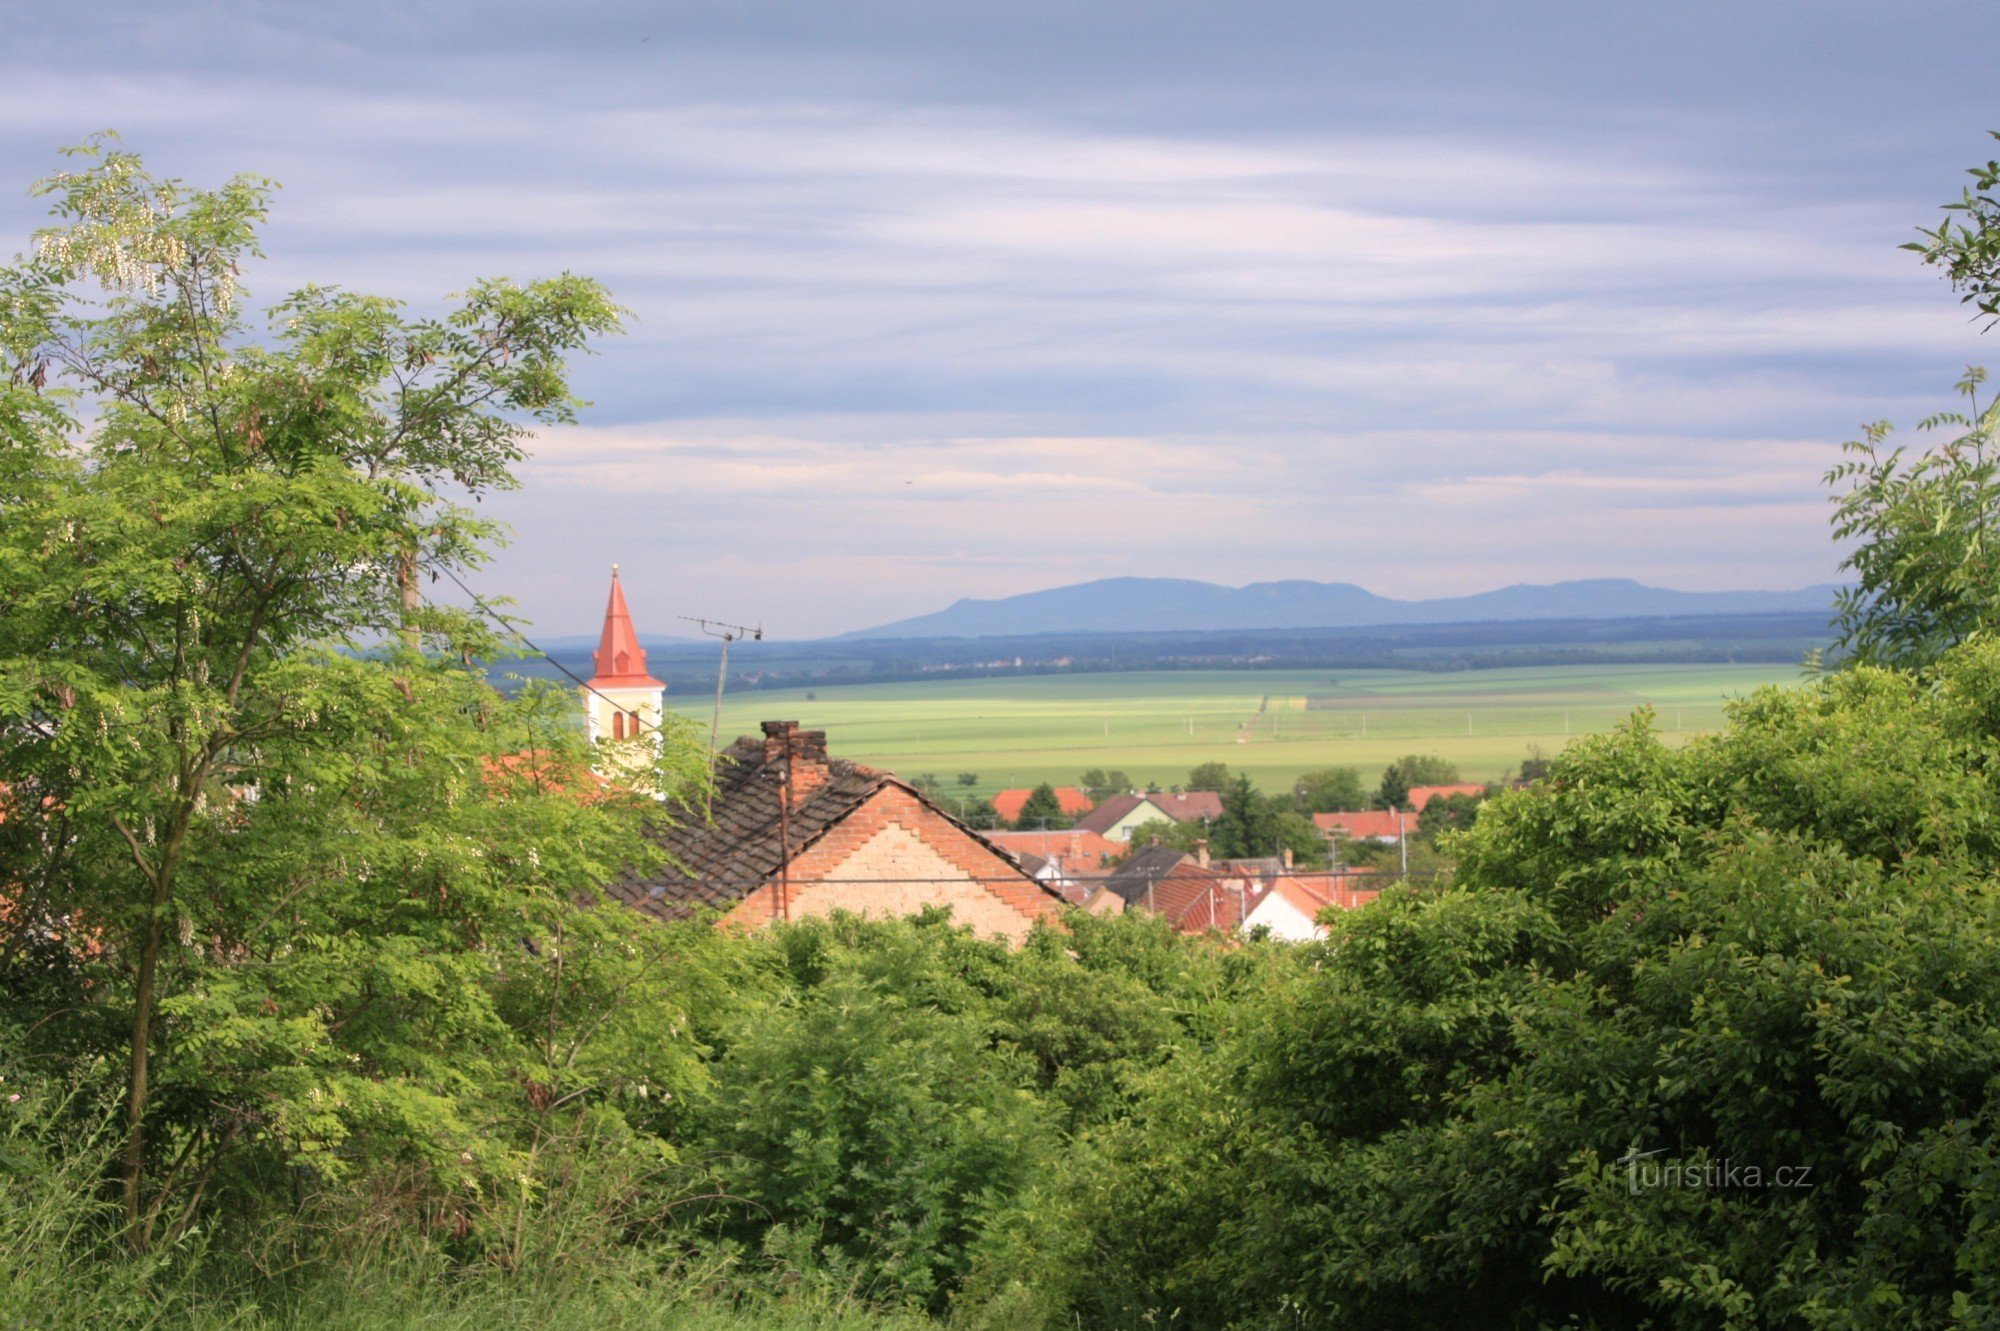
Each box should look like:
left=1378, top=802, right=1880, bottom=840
left=3, top=1, right=1997, bottom=638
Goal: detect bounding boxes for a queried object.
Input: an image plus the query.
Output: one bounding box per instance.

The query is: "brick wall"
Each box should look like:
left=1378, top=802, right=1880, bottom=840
left=726, top=785, right=1059, bottom=945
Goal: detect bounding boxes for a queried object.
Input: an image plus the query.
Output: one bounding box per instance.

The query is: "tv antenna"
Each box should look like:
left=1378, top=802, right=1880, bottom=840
left=682, top=616, right=763, bottom=757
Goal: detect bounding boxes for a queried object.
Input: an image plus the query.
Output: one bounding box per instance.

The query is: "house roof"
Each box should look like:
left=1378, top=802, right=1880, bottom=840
left=1407, top=783, right=1487, bottom=811
left=605, top=725, right=1064, bottom=923
left=983, top=828, right=1123, bottom=869
left=1075, top=790, right=1224, bottom=835
left=1242, top=873, right=1382, bottom=933
left=1151, top=790, right=1224, bottom=821
left=1313, top=809, right=1411, bottom=840
left=605, top=733, right=883, bottom=919
left=1102, top=847, right=1252, bottom=931
left=991, top=786, right=1095, bottom=824
left=588, top=566, right=664, bottom=690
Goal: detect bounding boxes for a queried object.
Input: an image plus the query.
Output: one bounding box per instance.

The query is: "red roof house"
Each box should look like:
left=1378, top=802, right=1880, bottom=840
left=604, top=722, right=1066, bottom=945
left=1407, top=783, right=1488, bottom=811
left=990, top=786, right=1095, bottom=824
left=1313, top=809, right=1412, bottom=842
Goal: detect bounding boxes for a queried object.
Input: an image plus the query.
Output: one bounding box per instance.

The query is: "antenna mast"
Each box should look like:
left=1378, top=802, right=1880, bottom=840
left=681, top=616, right=763, bottom=756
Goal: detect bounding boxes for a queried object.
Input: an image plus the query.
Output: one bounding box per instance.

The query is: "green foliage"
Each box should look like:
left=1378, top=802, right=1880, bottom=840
left=0, top=140, right=714, bottom=1251
left=1291, top=764, right=1366, bottom=813
left=1185, top=760, right=1230, bottom=792
left=1829, top=367, right=2000, bottom=667
left=1374, top=751, right=1460, bottom=808
left=1012, top=640, right=2000, bottom=1327
left=1905, top=129, right=2000, bottom=325
left=1011, top=781, right=1070, bottom=830
left=1414, top=788, right=1484, bottom=840
left=1077, top=767, right=1131, bottom=801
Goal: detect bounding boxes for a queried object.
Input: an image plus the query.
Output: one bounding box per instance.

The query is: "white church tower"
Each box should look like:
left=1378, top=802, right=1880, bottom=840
left=582, top=565, right=665, bottom=754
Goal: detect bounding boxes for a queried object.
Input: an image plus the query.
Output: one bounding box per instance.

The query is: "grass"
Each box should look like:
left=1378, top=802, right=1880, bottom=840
left=669, top=663, right=1806, bottom=793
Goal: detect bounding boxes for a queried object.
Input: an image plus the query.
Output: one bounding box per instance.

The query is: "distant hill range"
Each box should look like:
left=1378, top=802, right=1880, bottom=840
left=840, top=577, right=1840, bottom=641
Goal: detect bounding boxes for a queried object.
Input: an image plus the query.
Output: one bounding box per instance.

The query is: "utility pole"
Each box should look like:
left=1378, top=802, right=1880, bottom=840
left=681, top=616, right=764, bottom=757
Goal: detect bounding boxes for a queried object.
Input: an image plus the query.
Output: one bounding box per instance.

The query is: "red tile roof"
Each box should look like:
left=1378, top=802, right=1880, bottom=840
left=1313, top=809, right=1411, bottom=840
left=990, top=786, right=1095, bottom=824
left=983, top=828, right=1122, bottom=870
left=1407, top=783, right=1487, bottom=811
left=1273, top=872, right=1384, bottom=914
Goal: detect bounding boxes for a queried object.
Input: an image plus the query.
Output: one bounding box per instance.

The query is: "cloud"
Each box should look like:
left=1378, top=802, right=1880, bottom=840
left=2, top=1, right=1995, bottom=636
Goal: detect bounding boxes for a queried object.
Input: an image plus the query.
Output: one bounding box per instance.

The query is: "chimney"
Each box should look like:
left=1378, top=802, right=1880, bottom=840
left=761, top=720, right=831, bottom=796
left=1282, top=847, right=1294, bottom=870
left=1194, top=838, right=1209, bottom=868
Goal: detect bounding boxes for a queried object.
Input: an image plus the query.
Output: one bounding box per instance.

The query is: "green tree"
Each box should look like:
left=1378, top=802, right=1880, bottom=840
left=1907, top=129, right=2000, bottom=325
left=1078, top=767, right=1131, bottom=801
left=1186, top=760, right=1230, bottom=792
left=1013, top=782, right=1071, bottom=830
left=0, top=142, right=686, bottom=1245
left=1292, top=765, right=1366, bottom=813
left=956, top=771, right=980, bottom=787
left=1375, top=753, right=1459, bottom=809
left=1415, top=789, right=1484, bottom=840
left=1828, top=367, right=2000, bottom=667
left=1208, top=774, right=1278, bottom=859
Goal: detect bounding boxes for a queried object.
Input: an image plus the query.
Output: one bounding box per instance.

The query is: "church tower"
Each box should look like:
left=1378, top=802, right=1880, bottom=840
left=583, top=565, right=666, bottom=753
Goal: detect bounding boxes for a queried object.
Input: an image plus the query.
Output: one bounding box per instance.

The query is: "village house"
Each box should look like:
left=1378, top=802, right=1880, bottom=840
left=1312, top=809, right=1413, bottom=844
left=981, top=828, right=1122, bottom=902
left=1240, top=872, right=1383, bottom=941
left=1088, top=841, right=1255, bottom=932
left=1074, top=789, right=1225, bottom=843
left=989, top=786, right=1095, bottom=825
left=1407, top=782, right=1488, bottom=810
left=580, top=571, right=1064, bottom=944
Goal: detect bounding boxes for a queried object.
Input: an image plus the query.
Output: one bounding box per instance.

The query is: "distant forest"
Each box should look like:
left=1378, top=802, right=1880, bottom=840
left=509, top=611, right=1835, bottom=693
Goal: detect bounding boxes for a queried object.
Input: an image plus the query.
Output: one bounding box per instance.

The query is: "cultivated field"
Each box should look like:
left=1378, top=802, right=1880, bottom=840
left=667, top=662, right=1805, bottom=795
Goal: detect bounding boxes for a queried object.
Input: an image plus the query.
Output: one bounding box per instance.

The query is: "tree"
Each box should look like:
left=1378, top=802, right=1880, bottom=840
left=1292, top=766, right=1366, bottom=813
left=0, top=141, right=681, bottom=1245
left=1829, top=368, right=2000, bottom=667
left=1516, top=745, right=1553, bottom=784
left=1208, top=774, right=1278, bottom=859
left=1078, top=767, right=1131, bottom=801
left=1906, top=129, right=2000, bottom=326
left=1416, top=789, right=1484, bottom=840
left=956, top=771, right=980, bottom=787
left=1375, top=753, right=1459, bottom=809
left=1013, top=782, right=1072, bottom=830
left=1186, top=761, right=1230, bottom=792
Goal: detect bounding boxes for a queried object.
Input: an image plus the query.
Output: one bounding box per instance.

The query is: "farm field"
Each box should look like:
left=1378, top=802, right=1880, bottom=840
left=666, top=662, right=1806, bottom=796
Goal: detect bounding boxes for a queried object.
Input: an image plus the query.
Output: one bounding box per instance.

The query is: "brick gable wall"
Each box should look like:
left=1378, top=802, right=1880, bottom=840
left=725, top=784, right=1060, bottom=944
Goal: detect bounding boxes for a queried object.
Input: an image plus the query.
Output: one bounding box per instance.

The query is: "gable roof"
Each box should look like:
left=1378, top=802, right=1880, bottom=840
left=605, top=734, right=885, bottom=919
left=1075, top=790, right=1224, bottom=835
left=1407, top=783, right=1487, bottom=811
left=605, top=727, right=1066, bottom=924
left=983, top=828, right=1123, bottom=867
left=1150, top=791, right=1224, bottom=822
left=991, top=786, right=1095, bottom=824
left=1313, top=809, right=1410, bottom=840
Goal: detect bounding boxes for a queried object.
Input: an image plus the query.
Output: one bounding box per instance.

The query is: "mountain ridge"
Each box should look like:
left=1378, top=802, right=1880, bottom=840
left=835, top=576, right=1841, bottom=640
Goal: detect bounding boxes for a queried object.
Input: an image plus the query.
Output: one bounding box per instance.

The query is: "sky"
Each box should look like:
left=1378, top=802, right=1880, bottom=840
left=3, top=1, right=1998, bottom=639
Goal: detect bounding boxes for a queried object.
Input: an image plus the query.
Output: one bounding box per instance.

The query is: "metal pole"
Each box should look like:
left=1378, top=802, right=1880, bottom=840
left=710, top=633, right=731, bottom=757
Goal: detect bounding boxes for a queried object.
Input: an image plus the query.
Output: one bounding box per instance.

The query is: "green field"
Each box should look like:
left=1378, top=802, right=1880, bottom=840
left=667, top=663, right=1805, bottom=795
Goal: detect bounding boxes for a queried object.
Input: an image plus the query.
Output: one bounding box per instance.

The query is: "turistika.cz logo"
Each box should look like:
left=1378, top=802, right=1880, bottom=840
left=1617, top=1147, right=1815, bottom=1194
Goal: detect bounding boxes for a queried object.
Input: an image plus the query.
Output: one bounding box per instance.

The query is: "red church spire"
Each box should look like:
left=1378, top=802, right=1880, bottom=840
left=588, top=565, right=664, bottom=689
